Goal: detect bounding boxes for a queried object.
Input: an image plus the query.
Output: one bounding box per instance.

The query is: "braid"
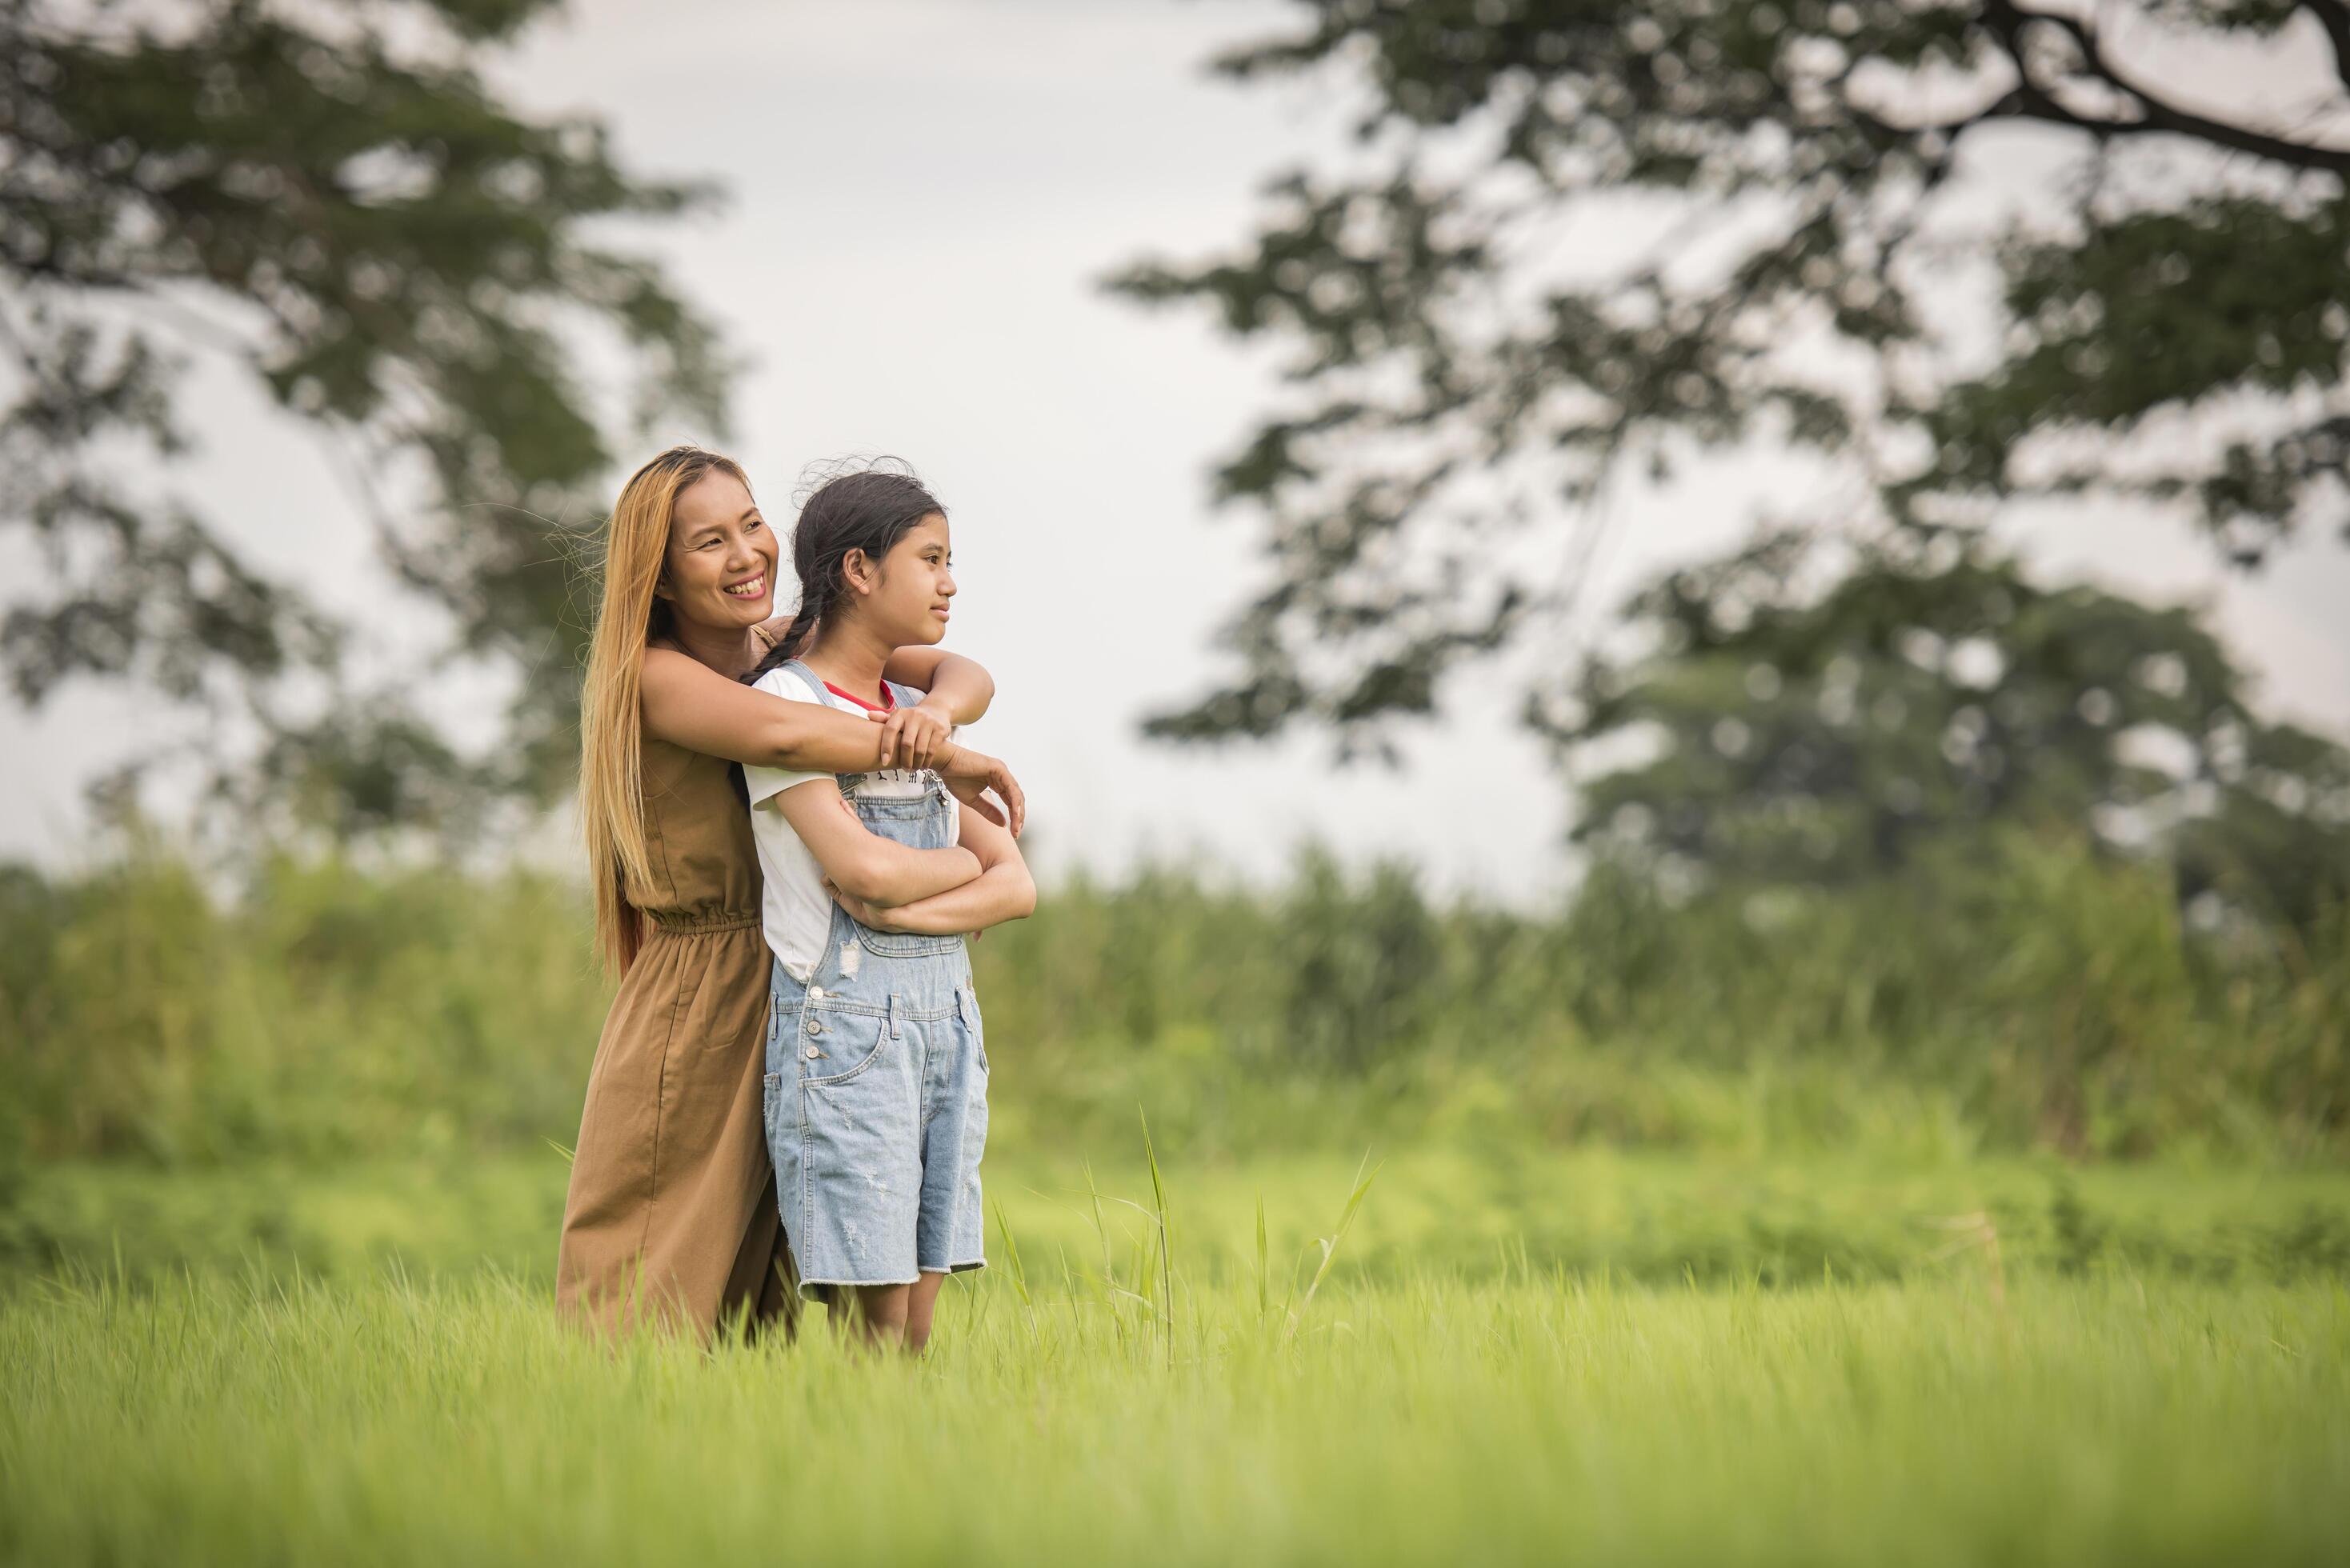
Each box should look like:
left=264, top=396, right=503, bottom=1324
left=742, top=569, right=842, bottom=686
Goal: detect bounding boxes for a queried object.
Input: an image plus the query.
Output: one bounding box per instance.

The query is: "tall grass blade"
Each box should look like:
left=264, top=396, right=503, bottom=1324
left=1283, top=1151, right=1381, bottom=1350
left=1081, top=1160, right=1127, bottom=1354
left=990, top=1200, right=1041, bottom=1350
left=1140, top=1106, right=1175, bottom=1369
left=1255, top=1194, right=1269, bottom=1322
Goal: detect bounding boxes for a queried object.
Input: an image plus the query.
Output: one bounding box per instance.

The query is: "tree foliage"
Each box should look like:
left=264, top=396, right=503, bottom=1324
left=1115, top=0, right=2350, bottom=752
left=1, top=0, right=731, bottom=833
left=1551, top=529, right=2350, bottom=926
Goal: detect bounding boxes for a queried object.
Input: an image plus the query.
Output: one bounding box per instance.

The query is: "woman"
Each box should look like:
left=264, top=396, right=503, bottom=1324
left=559, top=446, right=1023, bottom=1338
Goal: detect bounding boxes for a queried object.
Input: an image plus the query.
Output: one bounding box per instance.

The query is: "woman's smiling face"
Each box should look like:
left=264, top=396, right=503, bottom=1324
left=661, top=470, right=778, bottom=630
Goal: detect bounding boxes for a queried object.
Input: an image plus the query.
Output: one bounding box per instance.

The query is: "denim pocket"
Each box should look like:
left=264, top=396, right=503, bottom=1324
left=800, top=1009, right=891, bottom=1087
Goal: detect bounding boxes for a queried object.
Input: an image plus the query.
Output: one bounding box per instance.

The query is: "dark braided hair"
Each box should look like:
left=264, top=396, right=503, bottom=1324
left=743, top=459, right=948, bottom=686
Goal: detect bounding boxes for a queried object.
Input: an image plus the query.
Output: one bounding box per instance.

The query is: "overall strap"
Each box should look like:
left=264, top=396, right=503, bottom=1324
left=782, top=657, right=894, bottom=794
left=778, top=658, right=871, bottom=790
left=775, top=658, right=827, bottom=704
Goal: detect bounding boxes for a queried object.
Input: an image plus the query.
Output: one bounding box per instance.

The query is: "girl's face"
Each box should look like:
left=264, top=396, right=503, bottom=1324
left=660, top=471, right=777, bottom=630
left=847, top=514, right=955, bottom=649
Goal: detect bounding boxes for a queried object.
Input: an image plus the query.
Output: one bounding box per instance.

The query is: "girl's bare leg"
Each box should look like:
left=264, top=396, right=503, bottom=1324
left=844, top=1283, right=912, bottom=1350
left=903, top=1271, right=948, bottom=1353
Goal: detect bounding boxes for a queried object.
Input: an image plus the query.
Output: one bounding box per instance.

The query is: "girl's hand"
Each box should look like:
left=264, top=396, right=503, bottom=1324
left=867, top=700, right=955, bottom=771
left=823, top=878, right=983, bottom=941
left=823, top=878, right=899, bottom=932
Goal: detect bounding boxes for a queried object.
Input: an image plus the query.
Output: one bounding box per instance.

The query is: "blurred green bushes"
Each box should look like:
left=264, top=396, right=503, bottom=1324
left=2, top=835, right=2343, bottom=1170
left=0, top=856, right=604, bottom=1166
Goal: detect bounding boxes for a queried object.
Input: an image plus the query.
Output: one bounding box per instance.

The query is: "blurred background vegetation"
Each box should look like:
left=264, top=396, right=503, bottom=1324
left=5, top=826, right=2347, bottom=1288
left=3, top=0, right=2349, bottom=1288
left=2, top=825, right=2343, bottom=1183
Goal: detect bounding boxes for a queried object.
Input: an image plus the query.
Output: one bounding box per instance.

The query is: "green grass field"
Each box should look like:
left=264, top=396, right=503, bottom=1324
left=4, top=1266, right=2344, bottom=1565
left=6, top=849, right=2348, bottom=1562
left=10, top=1142, right=2350, bottom=1289
left=4, top=1149, right=2348, bottom=1565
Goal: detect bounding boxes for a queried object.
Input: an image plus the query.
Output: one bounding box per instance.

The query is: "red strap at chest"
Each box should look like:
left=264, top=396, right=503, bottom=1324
left=822, top=678, right=894, bottom=712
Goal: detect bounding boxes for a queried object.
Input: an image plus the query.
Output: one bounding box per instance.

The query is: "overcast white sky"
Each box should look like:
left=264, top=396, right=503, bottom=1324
left=3, top=0, right=2345, bottom=900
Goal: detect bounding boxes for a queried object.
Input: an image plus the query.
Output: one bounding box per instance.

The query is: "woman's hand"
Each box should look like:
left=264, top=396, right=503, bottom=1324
left=866, top=698, right=955, bottom=771
left=936, top=745, right=1027, bottom=838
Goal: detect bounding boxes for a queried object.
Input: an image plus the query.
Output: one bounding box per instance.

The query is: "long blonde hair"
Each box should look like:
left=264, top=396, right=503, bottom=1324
left=578, top=445, right=751, bottom=973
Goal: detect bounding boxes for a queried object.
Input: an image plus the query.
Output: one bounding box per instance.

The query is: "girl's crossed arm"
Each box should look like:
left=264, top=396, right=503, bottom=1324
left=827, top=799, right=1034, bottom=936
left=770, top=782, right=981, bottom=909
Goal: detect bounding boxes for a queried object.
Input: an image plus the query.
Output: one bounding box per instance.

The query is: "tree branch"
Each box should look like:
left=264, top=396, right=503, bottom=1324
left=1844, top=87, right=2028, bottom=155
left=1983, top=0, right=2350, bottom=176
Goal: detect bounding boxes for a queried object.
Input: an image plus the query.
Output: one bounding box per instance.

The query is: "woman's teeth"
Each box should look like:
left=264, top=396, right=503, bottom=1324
left=724, top=574, right=765, bottom=598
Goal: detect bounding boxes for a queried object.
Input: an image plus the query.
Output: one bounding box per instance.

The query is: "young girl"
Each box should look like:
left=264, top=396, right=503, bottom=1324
left=739, top=464, right=1034, bottom=1352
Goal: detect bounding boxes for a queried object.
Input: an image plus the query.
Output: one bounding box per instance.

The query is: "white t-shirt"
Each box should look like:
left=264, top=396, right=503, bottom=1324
left=742, top=665, right=959, bottom=984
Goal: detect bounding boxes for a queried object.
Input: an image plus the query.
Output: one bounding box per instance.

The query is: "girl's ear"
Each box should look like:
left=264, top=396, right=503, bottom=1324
left=841, top=546, right=875, bottom=596
left=651, top=569, right=675, bottom=603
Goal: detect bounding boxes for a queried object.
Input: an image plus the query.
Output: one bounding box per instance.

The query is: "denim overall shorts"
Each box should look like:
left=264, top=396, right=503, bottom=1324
left=763, top=667, right=990, bottom=1296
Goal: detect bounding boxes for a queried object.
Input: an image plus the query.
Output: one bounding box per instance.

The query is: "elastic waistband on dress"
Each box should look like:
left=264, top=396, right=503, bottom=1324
left=647, top=910, right=763, bottom=934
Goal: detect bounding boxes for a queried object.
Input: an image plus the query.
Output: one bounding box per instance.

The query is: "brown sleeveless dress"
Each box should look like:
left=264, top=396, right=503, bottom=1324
left=556, top=733, right=799, bottom=1339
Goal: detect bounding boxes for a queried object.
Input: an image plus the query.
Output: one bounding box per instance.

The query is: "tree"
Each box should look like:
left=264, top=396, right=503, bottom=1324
left=2, top=0, right=730, bottom=835
left=1112, top=0, right=2350, bottom=754
left=1551, top=527, right=2350, bottom=926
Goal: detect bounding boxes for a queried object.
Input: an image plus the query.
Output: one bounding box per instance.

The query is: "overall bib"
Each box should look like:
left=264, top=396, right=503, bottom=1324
left=762, top=664, right=991, bottom=1295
